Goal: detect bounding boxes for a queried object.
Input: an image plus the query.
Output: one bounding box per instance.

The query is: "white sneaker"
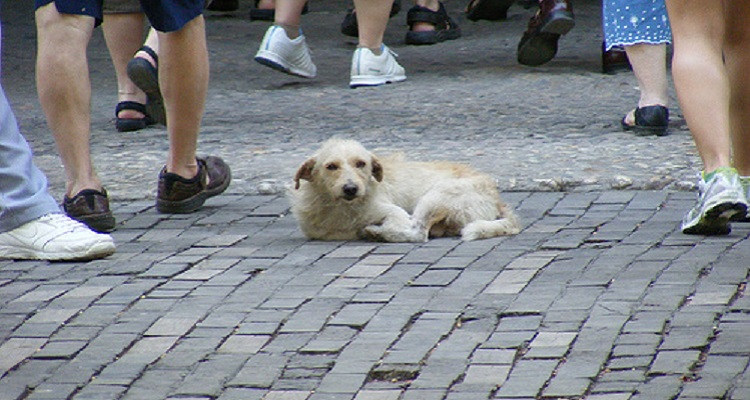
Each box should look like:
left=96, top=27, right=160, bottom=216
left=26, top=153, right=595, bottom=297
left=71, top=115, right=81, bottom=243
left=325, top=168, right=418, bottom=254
left=0, top=214, right=116, bottom=261
left=350, top=45, right=407, bottom=88
left=254, top=25, right=317, bottom=79
left=681, top=167, right=748, bottom=235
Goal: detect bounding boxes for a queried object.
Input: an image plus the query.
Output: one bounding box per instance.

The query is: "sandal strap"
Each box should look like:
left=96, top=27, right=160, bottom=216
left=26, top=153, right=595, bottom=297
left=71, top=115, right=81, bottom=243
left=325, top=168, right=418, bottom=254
left=138, top=45, right=159, bottom=67
left=407, top=3, right=453, bottom=30
left=115, top=101, right=148, bottom=116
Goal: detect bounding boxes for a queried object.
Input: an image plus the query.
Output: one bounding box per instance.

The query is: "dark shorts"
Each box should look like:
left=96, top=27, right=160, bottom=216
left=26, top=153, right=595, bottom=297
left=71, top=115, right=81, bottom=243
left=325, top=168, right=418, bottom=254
left=35, top=0, right=204, bottom=32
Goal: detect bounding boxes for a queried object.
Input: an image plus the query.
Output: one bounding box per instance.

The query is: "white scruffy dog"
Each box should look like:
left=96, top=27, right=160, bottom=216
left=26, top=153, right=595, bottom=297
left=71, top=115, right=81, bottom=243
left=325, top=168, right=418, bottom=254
left=288, top=138, right=521, bottom=242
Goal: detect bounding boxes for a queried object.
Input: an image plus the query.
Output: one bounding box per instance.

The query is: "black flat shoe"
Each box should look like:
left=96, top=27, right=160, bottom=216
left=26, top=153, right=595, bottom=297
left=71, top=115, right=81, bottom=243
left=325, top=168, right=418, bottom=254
left=621, top=105, right=669, bottom=136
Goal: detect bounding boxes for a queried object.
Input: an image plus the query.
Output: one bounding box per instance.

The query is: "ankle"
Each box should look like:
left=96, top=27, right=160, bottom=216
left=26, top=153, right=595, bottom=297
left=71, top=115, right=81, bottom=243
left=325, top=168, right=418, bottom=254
left=277, top=24, right=300, bottom=39
left=359, top=45, right=383, bottom=56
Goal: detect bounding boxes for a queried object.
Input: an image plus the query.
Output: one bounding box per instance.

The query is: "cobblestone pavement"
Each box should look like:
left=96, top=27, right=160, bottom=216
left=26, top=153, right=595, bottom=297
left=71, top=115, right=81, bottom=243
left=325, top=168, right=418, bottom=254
left=2, top=0, right=750, bottom=399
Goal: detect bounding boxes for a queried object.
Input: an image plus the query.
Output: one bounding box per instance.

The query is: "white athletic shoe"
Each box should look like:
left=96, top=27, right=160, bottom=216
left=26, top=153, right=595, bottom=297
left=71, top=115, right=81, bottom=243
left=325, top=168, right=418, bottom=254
left=0, top=213, right=116, bottom=261
left=350, top=45, right=406, bottom=88
left=254, top=25, right=317, bottom=79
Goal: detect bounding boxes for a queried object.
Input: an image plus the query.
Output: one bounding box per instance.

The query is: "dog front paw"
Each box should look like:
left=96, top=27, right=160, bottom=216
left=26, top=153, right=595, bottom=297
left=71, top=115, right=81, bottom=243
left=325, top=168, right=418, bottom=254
left=363, top=224, right=427, bottom=243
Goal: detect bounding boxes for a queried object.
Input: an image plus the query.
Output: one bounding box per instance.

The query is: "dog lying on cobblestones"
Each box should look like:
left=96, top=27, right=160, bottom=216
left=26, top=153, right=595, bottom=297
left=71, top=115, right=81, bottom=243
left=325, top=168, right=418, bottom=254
left=289, top=138, right=520, bottom=242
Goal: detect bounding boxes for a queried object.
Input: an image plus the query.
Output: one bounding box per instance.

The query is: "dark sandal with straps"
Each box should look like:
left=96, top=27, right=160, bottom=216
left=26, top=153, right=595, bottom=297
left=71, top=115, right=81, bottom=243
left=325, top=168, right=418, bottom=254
left=126, top=46, right=165, bottom=126
left=115, top=101, right=154, bottom=132
left=465, top=0, right=515, bottom=21
left=405, top=2, right=461, bottom=45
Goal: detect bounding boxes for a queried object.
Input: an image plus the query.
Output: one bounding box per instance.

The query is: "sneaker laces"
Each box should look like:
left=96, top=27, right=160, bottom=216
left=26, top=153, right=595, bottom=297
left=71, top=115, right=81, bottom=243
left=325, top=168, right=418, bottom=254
left=41, top=213, right=90, bottom=233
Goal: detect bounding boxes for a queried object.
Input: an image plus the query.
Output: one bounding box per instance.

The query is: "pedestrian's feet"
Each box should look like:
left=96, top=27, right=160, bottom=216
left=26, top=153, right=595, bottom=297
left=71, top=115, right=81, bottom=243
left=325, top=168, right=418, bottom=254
left=127, top=46, right=165, bottom=126
left=255, top=26, right=317, bottom=79
left=350, top=45, right=406, bottom=88
left=341, top=0, right=402, bottom=38
left=465, top=0, right=515, bottom=21
left=63, top=189, right=116, bottom=233
left=0, top=213, right=115, bottom=261
left=681, top=167, right=748, bottom=235
left=156, top=156, right=231, bottom=214
left=517, top=0, right=574, bottom=66
left=405, top=2, right=461, bottom=45
left=621, top=105, right=669, bottom=136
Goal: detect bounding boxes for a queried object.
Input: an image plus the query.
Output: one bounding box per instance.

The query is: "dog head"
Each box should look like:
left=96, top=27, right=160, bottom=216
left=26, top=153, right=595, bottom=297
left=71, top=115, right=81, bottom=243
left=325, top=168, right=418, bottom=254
left=294, top=139, right=383, bottom=201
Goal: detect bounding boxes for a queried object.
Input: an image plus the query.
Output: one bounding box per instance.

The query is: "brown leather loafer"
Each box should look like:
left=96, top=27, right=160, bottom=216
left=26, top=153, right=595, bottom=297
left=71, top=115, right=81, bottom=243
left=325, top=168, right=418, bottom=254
left=63, top=189, right=116, bottom=233
left=156, top=156, right=231, bottom=214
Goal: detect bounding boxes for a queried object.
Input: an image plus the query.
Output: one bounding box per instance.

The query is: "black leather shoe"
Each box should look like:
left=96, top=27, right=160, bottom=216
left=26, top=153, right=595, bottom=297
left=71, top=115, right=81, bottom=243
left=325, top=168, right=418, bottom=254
left=621, top=105, right=669, bottom=136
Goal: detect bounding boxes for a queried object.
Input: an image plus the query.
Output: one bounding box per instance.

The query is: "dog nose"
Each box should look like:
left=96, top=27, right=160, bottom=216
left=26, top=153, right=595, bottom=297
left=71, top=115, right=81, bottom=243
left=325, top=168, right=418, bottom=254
left=342, top=183, right=358, bottom=199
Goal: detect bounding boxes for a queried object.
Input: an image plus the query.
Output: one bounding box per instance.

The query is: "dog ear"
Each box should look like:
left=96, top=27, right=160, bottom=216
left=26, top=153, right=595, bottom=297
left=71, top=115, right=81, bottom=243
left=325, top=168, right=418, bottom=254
left=294, top=158, right=316, bottom=189
left=371, top=156, right=383, bottom=182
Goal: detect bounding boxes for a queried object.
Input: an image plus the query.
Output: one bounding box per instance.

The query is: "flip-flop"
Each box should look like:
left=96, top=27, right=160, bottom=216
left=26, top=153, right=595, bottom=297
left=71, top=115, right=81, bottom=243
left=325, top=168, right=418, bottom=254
left=465, top=0, right=515, bottom=21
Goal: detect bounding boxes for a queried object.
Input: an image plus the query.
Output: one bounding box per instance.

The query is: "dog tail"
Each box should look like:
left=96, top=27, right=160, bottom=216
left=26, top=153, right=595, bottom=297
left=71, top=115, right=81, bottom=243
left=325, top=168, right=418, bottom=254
left=461, top=213, right=521, bottom=241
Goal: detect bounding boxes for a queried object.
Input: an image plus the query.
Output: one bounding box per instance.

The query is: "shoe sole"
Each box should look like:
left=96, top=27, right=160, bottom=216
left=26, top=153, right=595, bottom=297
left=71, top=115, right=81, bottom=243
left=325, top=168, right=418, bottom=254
left=70, top=213, right=116, bottom=233
left=682, top=201, right=748, bottom=235
left=156, top=169, right=232, bottom=214
left=0, top=241, right=115, bottom=261
left=255, top=52, right=316, bottom=79
left=127, top=58, right=166, bottom=126
left=405, top=27, right=462, bottom=45
left=517, top=13, right=574, bottom=66
left=621, top=120, right=669, bottom=137
left=350, top=75, right=407, bottom=88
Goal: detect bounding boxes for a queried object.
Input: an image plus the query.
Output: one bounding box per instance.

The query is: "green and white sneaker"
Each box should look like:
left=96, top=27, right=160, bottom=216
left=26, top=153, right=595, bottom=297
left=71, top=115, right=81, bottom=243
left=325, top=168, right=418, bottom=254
left=681, top=167, right=748, bottom=235
left=738, top=176, right=750, bottom=223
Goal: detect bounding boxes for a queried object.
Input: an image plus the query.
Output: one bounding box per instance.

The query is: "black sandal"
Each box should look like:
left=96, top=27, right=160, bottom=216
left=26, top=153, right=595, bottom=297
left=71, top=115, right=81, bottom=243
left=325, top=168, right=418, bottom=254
left=127, top=46, right=165, bottom=126
left=115, top=101, right=154, bottom=132
left=405, top=2, right=461, bottom=45
left=621, top=105, right=669, bottom=137
left=465, top=0, right=515, bottom=21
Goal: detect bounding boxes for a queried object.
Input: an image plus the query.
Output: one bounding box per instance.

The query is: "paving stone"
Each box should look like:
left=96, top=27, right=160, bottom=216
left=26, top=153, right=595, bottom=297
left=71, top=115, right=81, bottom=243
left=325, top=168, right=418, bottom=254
left=648, top=350, right=702, bottom=376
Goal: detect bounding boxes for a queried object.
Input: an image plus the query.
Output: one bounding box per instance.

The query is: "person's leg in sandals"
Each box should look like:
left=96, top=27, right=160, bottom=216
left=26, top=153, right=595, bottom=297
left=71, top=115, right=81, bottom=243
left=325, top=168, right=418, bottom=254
left=102, top=1, right=154, bottom=132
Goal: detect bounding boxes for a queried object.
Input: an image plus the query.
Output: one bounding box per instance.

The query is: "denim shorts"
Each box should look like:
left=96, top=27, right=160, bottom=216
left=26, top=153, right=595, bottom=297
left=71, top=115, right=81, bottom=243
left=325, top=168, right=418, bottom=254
left=35, top=0, right=204, bottom=32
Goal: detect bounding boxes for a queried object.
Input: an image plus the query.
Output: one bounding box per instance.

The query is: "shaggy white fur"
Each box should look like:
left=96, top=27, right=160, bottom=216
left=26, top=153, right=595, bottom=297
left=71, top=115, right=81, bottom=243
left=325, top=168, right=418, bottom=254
left=288, top=138, right=521, bottom=242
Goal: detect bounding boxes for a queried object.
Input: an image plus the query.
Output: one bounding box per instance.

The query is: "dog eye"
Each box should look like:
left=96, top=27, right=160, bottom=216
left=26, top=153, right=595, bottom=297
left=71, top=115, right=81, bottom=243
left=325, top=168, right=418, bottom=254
left=326, top=163, right=339, bottom=171
left=356, top=160, right=366, bottom=168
